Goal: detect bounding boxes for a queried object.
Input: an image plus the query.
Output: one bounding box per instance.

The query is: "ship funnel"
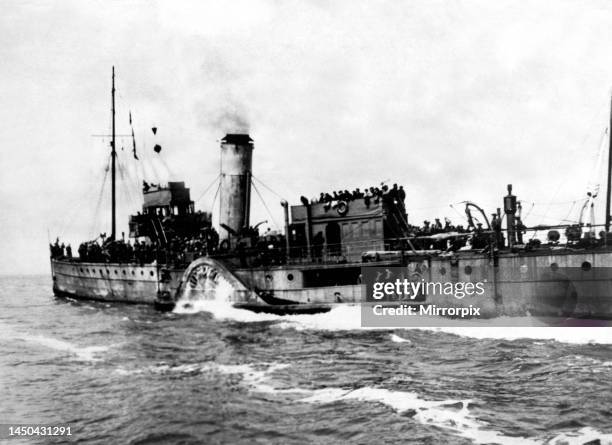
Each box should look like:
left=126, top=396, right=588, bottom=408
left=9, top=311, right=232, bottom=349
left=219, top=134, right=253, bottom=240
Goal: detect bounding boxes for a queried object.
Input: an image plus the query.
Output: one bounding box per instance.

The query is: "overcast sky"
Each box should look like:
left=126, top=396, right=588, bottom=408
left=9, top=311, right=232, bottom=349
left=2, top=0, right=612, bottom=274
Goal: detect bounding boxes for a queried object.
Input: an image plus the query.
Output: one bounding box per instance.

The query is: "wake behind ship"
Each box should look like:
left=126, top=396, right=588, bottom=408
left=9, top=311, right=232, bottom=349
left=50, top=68, right=612, bottom=320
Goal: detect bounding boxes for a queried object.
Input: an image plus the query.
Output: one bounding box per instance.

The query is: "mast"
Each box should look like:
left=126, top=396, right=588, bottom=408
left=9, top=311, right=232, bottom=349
left=111, top=66, right=117, bottom=240
left=606, top=94, right=612, bottom=233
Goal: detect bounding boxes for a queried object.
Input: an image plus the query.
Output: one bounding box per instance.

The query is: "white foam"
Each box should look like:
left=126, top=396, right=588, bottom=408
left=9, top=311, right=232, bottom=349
left=114, top=361, right=291, bottom=395
left=548, top=426, right=612, bottom=445
left=389, top=333, right=412, bottom=343
left=0, top=320, right=113, bottom=361
left=174, top=297, right=282, bottom=322
left=18, top=334, right=111, bottom=361
left=112, top=359, right=612, bottom=444
left=189, top=300, right=612, bottom=345
left=299, top=386, right=537, bottom=445
left=422, top=325, right=612, bottom=345
left=169, top=281, right=612, bottom=344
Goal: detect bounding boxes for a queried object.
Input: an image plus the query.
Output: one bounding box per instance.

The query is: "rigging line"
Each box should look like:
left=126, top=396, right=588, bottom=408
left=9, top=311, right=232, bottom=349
left=251, top=175, right=288, bottom=201
left=449, top=204, right=468, bottom=223
left=561, top=200, right=579, bottom=224
left=251, top=180, right=281, bottom=230
left=195, top=174, right=221, bottom=203
left=210, top=181, right=222, bottom=212
left=89, top=156, right=112, bottom=238
left=529, top=197, right=590, bottom=206
left=409, top=203, right=460, bottom=211
left=56, top=163, right=108, bottom=236
left=526, top=212, right=579, bottom=222
left=119, top=154, right=140, bottom=208
left=127, top=151, right=143, bottom=199
left=523, top=202, right=536, bottom=220
left=117, top=159, right=139, bottom=212
left=538, top=101, right=609, bottom=225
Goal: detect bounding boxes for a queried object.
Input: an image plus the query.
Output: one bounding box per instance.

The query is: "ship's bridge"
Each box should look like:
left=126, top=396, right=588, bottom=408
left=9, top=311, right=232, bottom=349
left=289, top=195, right=409, bottom=262
left=130, top=181, right=211, bottom=241
left=143, top=181, right=194, bottom=216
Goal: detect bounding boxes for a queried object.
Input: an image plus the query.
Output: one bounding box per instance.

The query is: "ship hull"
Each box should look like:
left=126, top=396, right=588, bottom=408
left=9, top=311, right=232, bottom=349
left=52, top=247, right=612, bottom=319
left=50, top=259, right=185, bottom=304
left=229, top=249, right=612, bottom=319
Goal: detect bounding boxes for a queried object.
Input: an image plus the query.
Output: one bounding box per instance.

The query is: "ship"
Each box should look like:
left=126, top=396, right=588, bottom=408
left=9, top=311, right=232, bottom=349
left=50, top=68, right=612, bottom=321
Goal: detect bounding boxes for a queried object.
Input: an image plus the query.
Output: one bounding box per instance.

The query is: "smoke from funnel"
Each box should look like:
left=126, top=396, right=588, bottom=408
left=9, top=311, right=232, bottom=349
left=198, top=95, right=250, bottom=134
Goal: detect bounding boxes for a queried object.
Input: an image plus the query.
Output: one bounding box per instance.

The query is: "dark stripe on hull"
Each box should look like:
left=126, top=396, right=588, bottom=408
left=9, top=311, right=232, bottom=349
left=52, top=286, right=151, bottom=305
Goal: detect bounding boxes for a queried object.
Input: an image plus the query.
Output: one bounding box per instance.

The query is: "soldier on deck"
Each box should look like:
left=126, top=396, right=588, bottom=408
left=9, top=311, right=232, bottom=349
left=398, top=185, right=406, bottom=202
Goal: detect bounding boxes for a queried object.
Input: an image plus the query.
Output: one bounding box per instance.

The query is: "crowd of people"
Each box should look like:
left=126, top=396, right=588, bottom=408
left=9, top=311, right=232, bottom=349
left=405, top=218, right=467, bottom=237
left=50, top=227, right=222, bottom=266
left=49, top=239, right=72, bottom=259
left=310, top=183, right=406, bottom=207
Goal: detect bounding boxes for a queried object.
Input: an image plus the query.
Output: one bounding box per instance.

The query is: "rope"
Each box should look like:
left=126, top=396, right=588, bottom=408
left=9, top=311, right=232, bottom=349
left=195, top=174, right=221, bottom=203
left=117, top=158, right=140, bottom=212
left=561, top=200, right=579, bottom=224
left=89, top=155, right=111, bottom=238
left=211, top=181, right=222, bottom=210
left=251, top=180, right=281, bottom=230
left=56, top=162, right=107, bottom=237
left=449, top=204, right=468, bottom=223
left=251, top=175, right=288, bottom=201
left=536, top=98, right=609, bottom=225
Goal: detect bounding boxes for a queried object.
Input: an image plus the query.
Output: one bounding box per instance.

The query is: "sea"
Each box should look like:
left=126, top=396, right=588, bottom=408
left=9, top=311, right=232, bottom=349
left=1, top=275, right=612, bottom=445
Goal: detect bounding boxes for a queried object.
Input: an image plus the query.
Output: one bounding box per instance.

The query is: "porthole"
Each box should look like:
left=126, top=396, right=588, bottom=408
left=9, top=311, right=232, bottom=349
left=106, top=269, right=109, bottom=274
left=131, top=271, right=135, bottom=275
left=122, top=270, right=126, bottom=275
left=85, top=268, right=89, bottom=273
left=439, top=267, right=447, bottom=276
left=464, top=265, right=472, bottom=275
left=287, top=273, right=294, bottom=281
left=141, top=271, right=144, bottom=276
left=550, top=262, right=559, bottom=272
left=581, top=261, right=592, bottom=271
left=150, top=271, right=154, bottom=276
left=115, top=270, right=118, bottom=274
left=99, top=269, right=103, bottom=274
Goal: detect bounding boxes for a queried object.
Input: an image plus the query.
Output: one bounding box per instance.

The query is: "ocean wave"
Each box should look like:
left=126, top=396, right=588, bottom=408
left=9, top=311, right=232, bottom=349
left=547, top=426, right=612, bottom=444
left=162, top=360, right=588, bottom=445
left=0, top=320, right=113, bottom=361
left=17, top=334, right=111, bottom=361
left=114, top=360, right=291, bottom=395
left=389, top=333, right=412, bottom=343
left=104, top=357, right=612, bottom=444
left=298, top=386, right=539, bottom=445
